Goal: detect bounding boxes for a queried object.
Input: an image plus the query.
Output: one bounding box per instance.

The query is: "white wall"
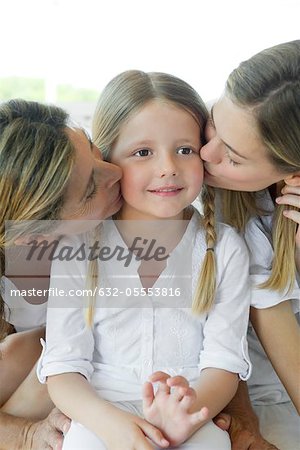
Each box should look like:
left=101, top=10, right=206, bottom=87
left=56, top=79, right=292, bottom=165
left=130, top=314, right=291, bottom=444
left=1, top=0, right=299, bottom=127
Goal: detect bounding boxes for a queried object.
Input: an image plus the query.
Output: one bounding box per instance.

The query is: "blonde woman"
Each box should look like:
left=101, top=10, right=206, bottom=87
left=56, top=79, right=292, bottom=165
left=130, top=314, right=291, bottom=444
left=39, top=71, right=251, bottom=449
left=201, top=40, right=300, bottom=450
left=0, top=99, right=122, bottom=449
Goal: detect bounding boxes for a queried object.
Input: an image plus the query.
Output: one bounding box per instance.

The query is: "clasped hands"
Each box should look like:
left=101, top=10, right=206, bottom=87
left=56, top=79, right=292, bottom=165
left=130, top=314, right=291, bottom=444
left=142, top=371, right=209, bottom=447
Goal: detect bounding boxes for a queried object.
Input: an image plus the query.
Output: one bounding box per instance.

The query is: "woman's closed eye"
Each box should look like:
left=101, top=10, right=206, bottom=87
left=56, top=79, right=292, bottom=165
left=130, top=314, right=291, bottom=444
left=226, top=151, right=240, bottom=167
left=86, top=178, right=98, bottom=200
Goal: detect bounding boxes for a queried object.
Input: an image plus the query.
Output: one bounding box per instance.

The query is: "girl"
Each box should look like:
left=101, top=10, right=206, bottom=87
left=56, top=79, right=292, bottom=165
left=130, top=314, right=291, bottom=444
left=201, top=40, right=300, bottom=449
left=0, top=99, right=122, bottom=448
left=38, top=70, right=251, bottom=449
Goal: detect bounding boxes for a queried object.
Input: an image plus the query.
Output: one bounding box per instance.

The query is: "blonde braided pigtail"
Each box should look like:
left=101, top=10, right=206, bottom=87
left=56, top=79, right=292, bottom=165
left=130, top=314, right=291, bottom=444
left=193, top=186, right=217, bottom=314
left=260, top=204, right=297, bottom=293
left=85, top=224, right=102, bottom=327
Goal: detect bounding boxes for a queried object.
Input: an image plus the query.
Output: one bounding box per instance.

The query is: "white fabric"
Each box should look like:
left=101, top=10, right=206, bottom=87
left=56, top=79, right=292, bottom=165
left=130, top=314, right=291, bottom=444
left=247, top=313, right=300, bottom=405
left=215, top=189, right=300, bottom=311
left=215, top=189, right=300, bottom=445
left=253, top=401, right=300, bottom=450
left=2, top=276, right=47, bottom=332
left=38, top=210, right=251, bottom=403
left=62, top=401, right=231, bottom=450
left=244, top=190, right=300, bottom=310
left=239, top=190, right=300, bottom=404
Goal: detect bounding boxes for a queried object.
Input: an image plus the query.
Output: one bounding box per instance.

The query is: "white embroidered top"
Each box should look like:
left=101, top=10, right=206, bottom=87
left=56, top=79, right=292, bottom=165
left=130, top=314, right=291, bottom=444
left=38, top=211, right=252, bottom=401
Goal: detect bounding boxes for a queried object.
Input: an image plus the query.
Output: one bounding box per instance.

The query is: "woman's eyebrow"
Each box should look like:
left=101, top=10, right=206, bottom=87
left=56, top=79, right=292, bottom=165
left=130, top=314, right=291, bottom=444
left=211, top=105, right=248, bottom=160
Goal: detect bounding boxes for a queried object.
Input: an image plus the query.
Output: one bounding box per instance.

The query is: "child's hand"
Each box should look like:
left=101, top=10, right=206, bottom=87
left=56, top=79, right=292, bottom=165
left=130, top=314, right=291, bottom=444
left=142, top=371, right=209, bottom=447
left=101, top=407, right=169, bottom=450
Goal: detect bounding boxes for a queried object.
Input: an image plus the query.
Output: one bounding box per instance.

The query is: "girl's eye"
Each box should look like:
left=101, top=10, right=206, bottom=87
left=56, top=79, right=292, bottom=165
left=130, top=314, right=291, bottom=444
left=178, top=147, right=193, bottom=155
left=134, top=149, right=152, bottom=157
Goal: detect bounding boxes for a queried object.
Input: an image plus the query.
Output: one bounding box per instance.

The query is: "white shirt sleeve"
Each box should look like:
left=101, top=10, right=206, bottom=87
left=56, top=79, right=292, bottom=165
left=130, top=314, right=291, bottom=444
left=198, top=225, right=252, bottom=380
left=37, top=233, right=95, bottom=383
left=245, top=216, right=300, bottom=310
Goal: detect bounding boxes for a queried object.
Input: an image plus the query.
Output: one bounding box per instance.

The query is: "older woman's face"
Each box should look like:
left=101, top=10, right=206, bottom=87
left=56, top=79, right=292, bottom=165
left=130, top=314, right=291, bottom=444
left=200, top=95, right=287, bottom=191
left=61, top=128, right=122, bottom=220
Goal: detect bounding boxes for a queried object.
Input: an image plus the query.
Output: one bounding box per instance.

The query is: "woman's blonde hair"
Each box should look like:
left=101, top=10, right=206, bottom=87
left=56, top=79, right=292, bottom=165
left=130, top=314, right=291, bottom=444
left=221, top=40, right=300, bottom=292
left=0, top=99, right=75, bottom=340
left=92, top=70, right=217, bottom=316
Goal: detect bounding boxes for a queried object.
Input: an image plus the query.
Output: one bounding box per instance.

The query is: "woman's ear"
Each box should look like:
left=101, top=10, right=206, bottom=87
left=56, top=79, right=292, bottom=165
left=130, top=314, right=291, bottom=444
left=284, top=173, right=300, bottom=187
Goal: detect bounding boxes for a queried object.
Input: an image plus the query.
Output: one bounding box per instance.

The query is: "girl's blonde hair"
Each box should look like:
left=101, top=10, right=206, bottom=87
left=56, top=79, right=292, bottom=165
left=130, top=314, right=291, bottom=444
left=0, top=99, right=75, bottom=341
left=92, top=70, right=217, bottom=316
left=221, top=40, right=300, bottom=293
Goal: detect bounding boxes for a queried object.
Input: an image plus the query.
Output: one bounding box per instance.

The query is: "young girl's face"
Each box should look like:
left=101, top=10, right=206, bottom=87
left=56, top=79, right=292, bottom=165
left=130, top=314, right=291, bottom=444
left=200, top=95, right=287, bottom=192
left=110, top=99, right=203, bottom=220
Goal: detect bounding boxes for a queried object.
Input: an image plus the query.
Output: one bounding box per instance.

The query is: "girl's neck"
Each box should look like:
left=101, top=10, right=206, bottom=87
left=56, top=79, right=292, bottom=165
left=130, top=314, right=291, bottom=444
left=114, top=205, right=193, bottom=221
left=113, top=205, right=194, bottom=259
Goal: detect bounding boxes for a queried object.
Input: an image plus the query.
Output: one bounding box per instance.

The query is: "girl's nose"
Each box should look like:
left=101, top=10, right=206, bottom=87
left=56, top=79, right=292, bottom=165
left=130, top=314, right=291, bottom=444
left=158, top=154, right=177, bottom=178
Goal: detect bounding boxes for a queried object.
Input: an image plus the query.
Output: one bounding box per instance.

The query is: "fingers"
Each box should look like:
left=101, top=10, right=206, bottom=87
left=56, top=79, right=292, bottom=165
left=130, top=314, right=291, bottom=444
left=213, top=412, right=232, bottom=431
left=47, top=407, right=70, bottom=434
left=236, top=440, right=279, bottom=450
left=166, top=375, right=189, bottom=389
left=171, top=385, right=189, bottom=402
left=167, top=377, right=195, bottom=407
left=276, top=193, right=300, bottom=209
left=32, top=420, right=64, bottom=450
left=230, top=430, right=279, bottom=450
left=177, top=386, right=196, bottom=405
left=281, top=184, right=300, bottom=194
left=142, top=381, right=155, bottom=409
left=189, top=406, right=209, bottom=425
left=148, top=371, right=170, bottom=384
left=282, top=209, right=300, bottom=224
left=148, top=371, right=171, bottom=395
left=166, top=375, right=190, bottom=399
left=140, top=422, right=169, bottom=448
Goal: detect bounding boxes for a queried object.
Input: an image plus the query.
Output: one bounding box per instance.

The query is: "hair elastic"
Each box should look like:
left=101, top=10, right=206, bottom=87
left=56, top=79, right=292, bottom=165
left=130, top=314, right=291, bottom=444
left=206, top=247, right=214, bottom=252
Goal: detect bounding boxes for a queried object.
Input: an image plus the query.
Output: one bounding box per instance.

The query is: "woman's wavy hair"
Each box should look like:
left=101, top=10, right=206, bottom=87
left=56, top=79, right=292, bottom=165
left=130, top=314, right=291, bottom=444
left=0, top=99, right=75, bottom=341
left=221, top=40, right=300, bottom=293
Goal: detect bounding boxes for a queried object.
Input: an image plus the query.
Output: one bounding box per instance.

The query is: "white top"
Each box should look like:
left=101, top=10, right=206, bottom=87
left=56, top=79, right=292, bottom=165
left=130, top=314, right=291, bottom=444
left=2, top=277, right=47, bottom=332
left=242, top=190, right=300, bottom=403
left=215, top=189, right=300, bottom=404
left=244, top=190, right=300, bottom=311
left=38, top=211, right=252, bottom=402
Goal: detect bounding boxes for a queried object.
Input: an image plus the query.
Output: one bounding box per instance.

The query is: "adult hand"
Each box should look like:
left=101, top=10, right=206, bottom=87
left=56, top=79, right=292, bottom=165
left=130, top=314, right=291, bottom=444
left=214, top=412, right=279, bottom=450
left=276, top=184, right=300, bottom=240
left=276, top=183, right=300, bottom=272
left=21, top=408, right=70, bottom=450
